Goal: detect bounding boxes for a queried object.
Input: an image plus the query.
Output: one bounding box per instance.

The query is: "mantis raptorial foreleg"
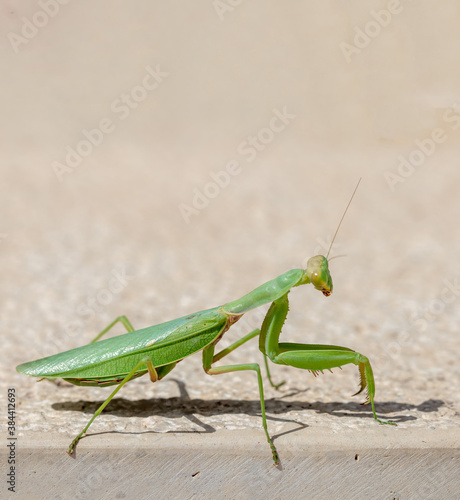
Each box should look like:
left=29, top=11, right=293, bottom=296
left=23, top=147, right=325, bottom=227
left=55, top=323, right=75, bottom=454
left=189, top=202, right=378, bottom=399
left=259, top=293, right=395, bottom=425
left=276, top=343, right=390, bottom=423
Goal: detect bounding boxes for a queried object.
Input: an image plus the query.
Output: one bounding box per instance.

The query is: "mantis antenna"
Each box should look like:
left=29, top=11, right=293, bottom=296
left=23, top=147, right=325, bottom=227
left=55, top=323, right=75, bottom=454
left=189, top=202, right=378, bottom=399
left=327, top=254, right=346, bottom=262
left=326, top=178, right=362, bottom=260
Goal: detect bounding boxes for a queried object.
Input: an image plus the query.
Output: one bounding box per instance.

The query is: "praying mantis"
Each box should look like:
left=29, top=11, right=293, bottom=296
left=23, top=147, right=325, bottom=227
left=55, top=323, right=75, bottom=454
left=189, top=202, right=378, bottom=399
left=16, top=179, right=394, bottom=465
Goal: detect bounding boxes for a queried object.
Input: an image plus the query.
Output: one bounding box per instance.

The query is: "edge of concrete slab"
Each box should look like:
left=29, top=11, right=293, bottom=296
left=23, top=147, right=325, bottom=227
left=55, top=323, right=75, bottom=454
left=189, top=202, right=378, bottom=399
left=4, top=428, right=459, bottom=500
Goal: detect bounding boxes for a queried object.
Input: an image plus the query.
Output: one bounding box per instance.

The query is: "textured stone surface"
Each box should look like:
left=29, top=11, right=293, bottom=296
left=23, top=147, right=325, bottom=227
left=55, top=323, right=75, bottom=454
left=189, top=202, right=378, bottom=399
left=2, top=1, right=460, bottom=499
left=6, top=431, right=460, bottom=500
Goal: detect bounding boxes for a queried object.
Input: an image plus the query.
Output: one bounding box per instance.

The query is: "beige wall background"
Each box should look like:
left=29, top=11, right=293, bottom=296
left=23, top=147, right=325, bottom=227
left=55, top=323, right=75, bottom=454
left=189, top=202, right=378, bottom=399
left=1, top=2, right=460, bottom=496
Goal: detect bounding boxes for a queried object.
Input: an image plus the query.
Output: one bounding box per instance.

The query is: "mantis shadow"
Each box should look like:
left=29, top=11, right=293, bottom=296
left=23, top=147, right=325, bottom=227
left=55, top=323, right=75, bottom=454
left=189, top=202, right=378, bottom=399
left=52, top=379, right=303, bottom=436
left=52, top=378, right=444, bottom=434
left=53, top=378, right=445, bottom=465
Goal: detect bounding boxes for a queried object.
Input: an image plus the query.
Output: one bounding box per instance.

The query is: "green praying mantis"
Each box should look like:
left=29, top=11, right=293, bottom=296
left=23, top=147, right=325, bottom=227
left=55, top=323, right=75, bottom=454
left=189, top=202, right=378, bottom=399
left=16, top=179, right=394, bottom=465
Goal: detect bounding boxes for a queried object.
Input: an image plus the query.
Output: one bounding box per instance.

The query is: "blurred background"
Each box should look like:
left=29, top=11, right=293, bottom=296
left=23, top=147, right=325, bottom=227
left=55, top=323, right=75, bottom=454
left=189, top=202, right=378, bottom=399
left=2, top=0, right=460, bottom=458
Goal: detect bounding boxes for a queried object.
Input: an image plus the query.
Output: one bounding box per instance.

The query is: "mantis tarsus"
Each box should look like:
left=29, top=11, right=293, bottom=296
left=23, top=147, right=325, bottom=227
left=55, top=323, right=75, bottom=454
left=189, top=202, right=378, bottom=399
left=16, top=179, right=395, bottom=465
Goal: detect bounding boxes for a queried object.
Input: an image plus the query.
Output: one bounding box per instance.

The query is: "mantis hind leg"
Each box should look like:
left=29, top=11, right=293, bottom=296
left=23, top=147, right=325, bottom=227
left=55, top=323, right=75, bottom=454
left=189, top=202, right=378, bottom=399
left=67, top=358, right=176, bottom=454
left=202, top=342, right=280, bottom=466
left=89, top=315, right=136, bottom=344
left=38, top=316, right=137, bottom=385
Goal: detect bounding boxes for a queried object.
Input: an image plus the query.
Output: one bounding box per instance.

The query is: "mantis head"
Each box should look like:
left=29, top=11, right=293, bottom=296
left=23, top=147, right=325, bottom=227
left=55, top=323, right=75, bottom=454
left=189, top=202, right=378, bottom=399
left=303, top=178, right=361, bottom=297
left=305, top=255, right=333, bottom=297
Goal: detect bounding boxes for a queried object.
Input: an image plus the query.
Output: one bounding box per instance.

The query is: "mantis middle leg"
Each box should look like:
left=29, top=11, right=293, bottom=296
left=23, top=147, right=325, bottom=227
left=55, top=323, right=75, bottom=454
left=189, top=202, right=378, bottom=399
left=202, top=338, right=280, bottom=465
left=212, top=328, right=285, bottom=388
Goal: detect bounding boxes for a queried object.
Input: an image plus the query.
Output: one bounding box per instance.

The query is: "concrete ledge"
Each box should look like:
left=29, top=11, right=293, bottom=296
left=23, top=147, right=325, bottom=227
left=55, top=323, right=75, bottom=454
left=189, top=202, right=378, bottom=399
left=6, top=429, right=460, bottom=499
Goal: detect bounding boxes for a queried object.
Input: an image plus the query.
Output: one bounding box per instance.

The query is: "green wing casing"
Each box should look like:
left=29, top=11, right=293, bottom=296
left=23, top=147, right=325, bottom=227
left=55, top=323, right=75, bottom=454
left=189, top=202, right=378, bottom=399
left=16, top=306, right=229, bottom=380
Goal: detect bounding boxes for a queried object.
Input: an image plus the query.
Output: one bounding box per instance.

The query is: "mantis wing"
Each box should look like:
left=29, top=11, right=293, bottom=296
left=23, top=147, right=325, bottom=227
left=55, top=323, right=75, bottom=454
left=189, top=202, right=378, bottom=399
left=17, top=306, right=227, bottom=378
